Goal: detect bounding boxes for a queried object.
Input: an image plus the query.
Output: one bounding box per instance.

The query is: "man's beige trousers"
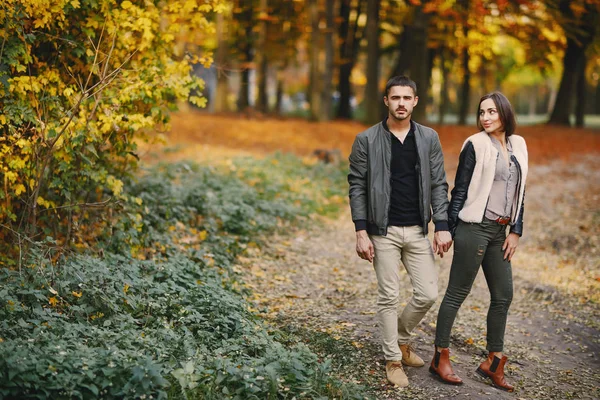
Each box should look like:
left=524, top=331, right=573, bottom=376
left=370, top=225, right=438, bottom=361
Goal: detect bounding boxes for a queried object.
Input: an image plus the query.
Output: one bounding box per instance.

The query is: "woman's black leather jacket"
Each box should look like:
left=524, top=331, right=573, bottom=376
left=448, top=141, right=525, bottom=237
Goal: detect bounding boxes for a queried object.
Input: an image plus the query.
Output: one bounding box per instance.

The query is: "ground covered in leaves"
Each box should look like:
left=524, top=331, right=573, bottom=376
left=158, top=113, right=600, bottom=399
left=240, top=156, right=599, bottom=400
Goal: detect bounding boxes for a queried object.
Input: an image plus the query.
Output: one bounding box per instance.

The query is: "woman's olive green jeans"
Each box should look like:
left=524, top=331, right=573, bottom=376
left=435, top=218, right=514, bottom=352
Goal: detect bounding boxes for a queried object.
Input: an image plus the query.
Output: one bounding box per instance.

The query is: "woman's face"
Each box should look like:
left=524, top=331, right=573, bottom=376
left=479, top=98, right=503, bottom=135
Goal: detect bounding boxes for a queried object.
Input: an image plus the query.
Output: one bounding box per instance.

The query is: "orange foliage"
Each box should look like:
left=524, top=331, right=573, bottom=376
left=157, top=112, right=600, bottom=167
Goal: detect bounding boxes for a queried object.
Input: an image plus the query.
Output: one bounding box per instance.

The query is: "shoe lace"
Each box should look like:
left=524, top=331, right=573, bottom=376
left=388, top=361, right=403, bottom=372
left=402, top=343, right=415, bottom=357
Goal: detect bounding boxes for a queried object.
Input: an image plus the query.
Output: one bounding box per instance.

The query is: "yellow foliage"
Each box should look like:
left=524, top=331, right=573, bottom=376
left=14, top=184, right=26, bottom=196
left=0, top=0, right=224, bottom=261
left=90, top=312, right=104, bottom=320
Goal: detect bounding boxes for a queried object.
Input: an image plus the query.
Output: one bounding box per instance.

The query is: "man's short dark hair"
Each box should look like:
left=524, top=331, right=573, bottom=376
left=385, top=76, right=417, bottom=97
left=477, top=92, right=517, bottom=137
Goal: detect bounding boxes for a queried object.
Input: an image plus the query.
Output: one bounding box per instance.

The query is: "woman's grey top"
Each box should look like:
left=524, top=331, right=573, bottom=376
left=485, top=137, right=519, bottom=220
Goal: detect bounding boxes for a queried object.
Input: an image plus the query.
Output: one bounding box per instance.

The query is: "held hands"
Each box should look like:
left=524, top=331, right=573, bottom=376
left=502, top=232, right=520, bottom=261
left=433, top=231, right=453, bottom=258
left=356, top=230, right=374, bottom=263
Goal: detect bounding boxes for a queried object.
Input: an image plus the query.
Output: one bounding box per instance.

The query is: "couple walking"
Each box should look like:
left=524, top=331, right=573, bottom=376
left=348, top=76, right=527, bottom=391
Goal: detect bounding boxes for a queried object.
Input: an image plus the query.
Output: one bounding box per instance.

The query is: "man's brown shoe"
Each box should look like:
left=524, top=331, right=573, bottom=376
left=428, top=347, right=463, bottom=385
left=386, top=361, right=409, bottom=387
left=476, top=352, right=514, bottom=392
left=400, top=344, right=425, bottom=367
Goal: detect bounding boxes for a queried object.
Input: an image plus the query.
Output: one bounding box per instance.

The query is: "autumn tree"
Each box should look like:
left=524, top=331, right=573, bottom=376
left=214, top=7, right=232, bottom=112
left=364, top=0, right=381, bottom=125
left=548, top=0, right=599, bottom=126
left=223, top=0, right=303, bottom=114
left=0, top=0, right=224, bottom=265
left=231, top=0, right=255, bottom=111
left=337, top=0, right=366, bottom=119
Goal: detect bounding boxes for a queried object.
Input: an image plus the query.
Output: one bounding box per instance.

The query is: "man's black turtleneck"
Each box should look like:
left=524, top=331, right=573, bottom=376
left=384, top=118, right=423, bottom=227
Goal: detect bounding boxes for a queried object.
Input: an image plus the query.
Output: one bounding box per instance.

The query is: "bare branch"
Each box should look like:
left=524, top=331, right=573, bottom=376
left=36, top=197, right=116, bottom=214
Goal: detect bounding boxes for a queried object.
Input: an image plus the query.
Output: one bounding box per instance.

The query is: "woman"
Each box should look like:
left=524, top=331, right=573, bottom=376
left=429, top=92, right=527, bottom=392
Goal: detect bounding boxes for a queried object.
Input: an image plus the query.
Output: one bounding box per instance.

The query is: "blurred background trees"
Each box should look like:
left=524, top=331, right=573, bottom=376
left=200, top=0, right=599, bottom=127
left=1, top=0, right=599, bottom=263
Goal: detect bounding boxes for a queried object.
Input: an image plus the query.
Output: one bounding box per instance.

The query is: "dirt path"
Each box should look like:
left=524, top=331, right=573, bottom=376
left=242, top=155, right=600, bottom=400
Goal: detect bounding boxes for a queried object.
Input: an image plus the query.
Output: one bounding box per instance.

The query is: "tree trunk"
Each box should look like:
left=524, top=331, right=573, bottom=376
left=408, top=6, right=430, bottom=124
left=457, top=0, right=470, bottom=125
left=596, top=83, right=600, bottom=115
left=364, top=0, right=381, bottom=125
left=548, top=37, right=585, bottom=125
left=575, top=54, right=586, bottom=127
left=309, top=0, right=322, bottom=121
left=337, top=0, right=365, bottom=119
left=214, top=12, right=229, bottom=113
left=235, top=2, right=253, bottom=111
left=256, top=0, right=269, bottom=113
left=337, top=0, right=352, bottom=119
left=548, top=0, right=596, bottom=125
left=321, top=0, right=334, bottom=121
left=438, top=48, right=449, bottom=125
left=275, top=67, right=284, bottom=115
left=458, top=46, right=471, bottom=125
left=528, top=87, right=536, bottom=117
left=391, top=27, right=411, bottom=77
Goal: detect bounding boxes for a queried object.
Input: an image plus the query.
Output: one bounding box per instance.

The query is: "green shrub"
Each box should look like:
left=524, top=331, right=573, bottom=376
left=0, top=157, right=366, bottom=399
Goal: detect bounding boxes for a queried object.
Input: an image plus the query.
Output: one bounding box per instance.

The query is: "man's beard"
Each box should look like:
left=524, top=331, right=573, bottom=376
left=390, top=108, right=410, bottom=121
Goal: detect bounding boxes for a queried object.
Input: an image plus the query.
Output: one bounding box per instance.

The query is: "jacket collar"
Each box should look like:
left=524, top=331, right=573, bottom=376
left=382, top=117, right=415, bottom=137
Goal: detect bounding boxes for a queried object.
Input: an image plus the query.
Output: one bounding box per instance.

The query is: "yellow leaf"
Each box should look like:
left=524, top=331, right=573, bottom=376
left=72, top=291, right=82, bottom=298
left=121, top=0, right=133, bottom=9
left=49, top=296, right=58, bottom=306
left=198, top=230, right=208, bottom=241
left=189, top=96, right=207, bottom=108
left=123, top=284, right=130, bottom=294
left=14, top=184, right=26, bottom=195
left=63, top=87, right=75, bottom=97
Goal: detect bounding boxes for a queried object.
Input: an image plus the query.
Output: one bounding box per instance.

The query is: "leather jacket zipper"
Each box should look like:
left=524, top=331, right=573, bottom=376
left=413, top=130, right=425, bottom=232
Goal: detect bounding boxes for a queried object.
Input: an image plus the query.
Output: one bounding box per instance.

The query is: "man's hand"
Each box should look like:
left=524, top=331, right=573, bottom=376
left=433, top=231, right=453, bottom=258
left=502, top=232, right=520, bottom=261
left=356, top=230, right=374, bottom=263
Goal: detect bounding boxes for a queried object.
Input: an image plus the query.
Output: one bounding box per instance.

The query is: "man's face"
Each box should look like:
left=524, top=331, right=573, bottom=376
left=384, top=85, right=418, bottom=121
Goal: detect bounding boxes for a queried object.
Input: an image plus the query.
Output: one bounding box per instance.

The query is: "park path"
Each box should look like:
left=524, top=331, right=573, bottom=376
left=241, top=155, right=600, bottom=400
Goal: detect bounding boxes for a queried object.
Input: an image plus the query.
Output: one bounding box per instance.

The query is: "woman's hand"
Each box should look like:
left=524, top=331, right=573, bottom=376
left=502, top=232, right=520, bottom=261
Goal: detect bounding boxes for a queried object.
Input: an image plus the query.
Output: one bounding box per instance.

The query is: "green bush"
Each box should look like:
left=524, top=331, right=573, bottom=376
left=0, top=156, right=366, bottom=399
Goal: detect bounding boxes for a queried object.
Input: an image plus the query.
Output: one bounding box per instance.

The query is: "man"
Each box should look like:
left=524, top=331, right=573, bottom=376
left=348, top=76, right=452, bottom=387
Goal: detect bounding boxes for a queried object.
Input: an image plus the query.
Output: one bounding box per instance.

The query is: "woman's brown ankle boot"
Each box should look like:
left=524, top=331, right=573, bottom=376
left=429, top=347, right=463, bottom=385
left=476, top=352, right=514, bottom=392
